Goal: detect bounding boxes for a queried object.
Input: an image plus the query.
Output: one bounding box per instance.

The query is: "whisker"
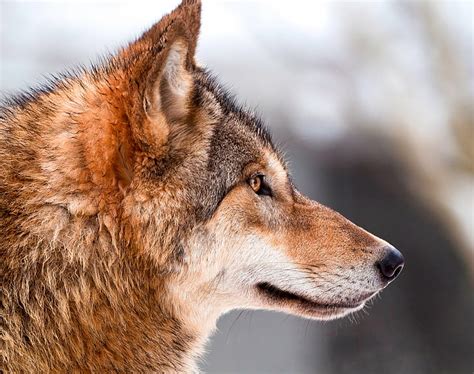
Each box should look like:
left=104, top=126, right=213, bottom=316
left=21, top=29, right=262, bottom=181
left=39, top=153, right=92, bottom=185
left=226, top=310, right=245, bottom=343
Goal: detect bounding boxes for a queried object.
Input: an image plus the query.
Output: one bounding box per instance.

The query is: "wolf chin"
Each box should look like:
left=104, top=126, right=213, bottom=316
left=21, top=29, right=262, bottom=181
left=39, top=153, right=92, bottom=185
left=0, top=1, right=404, bottom=372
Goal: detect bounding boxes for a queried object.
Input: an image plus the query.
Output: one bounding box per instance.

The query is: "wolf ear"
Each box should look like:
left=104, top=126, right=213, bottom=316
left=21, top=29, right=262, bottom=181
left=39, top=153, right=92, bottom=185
left=124, top=0, right=201, bottom=151
left=144, top=39, right=193, bottom=123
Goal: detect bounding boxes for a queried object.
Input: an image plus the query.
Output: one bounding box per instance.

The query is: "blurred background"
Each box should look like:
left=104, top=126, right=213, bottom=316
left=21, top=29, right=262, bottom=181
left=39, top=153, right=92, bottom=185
left=1, top=1, right=473, bottom=373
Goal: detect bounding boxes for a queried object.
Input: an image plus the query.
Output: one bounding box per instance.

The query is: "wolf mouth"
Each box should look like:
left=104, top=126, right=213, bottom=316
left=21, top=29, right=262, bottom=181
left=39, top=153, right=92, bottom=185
left=256, top=282, right=367, bottom=311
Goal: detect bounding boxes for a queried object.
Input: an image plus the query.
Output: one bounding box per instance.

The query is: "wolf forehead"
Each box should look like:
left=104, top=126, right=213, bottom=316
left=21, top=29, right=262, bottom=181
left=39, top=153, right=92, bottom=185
left=193, top=68, right=283, bottom=167
left=163, top=67, right=288, bottom=217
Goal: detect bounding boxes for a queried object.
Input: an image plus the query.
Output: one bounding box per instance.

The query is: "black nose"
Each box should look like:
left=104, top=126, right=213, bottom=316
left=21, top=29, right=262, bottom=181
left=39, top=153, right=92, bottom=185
left=376, top=246, right=404, bottom=281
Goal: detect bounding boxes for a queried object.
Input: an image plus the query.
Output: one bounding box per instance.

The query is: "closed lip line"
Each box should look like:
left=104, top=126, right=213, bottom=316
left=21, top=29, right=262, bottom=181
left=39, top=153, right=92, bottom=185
left=256, top=282, right=376, bottom=309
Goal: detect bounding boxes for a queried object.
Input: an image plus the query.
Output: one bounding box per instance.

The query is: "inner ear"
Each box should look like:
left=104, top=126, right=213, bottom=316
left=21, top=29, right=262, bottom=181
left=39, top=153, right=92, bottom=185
left=146, top=40, right=192, bottom=124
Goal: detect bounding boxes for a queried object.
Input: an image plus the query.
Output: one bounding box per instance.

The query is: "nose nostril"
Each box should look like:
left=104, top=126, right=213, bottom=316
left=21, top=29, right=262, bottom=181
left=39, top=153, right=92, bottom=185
left=392, top=263, right=403, bottom=278
left=377, top=246, right=404, bottom=281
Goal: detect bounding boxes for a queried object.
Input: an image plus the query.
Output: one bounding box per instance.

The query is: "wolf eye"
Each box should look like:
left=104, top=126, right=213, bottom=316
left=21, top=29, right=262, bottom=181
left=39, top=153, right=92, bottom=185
left=248, top=175, right=272, bottom=197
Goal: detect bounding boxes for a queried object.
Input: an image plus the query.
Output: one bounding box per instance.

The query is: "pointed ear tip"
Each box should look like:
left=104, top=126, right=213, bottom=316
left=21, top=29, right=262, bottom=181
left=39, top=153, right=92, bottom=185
left=180, top=0, right=201, bottom=7
left=179, top=0, right=202, bottom=14
left=167, top=0, right=201, bottom=37
left=120, top=0, right=201, bottom=65
left=177, top=0, right=202, bottom=45
left=181, top=0, right=202, bottom=21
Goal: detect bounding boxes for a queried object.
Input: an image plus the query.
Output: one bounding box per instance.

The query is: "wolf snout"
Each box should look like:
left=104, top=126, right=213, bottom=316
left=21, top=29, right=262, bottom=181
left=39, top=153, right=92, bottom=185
left=376, top=245, right=404, bottom=282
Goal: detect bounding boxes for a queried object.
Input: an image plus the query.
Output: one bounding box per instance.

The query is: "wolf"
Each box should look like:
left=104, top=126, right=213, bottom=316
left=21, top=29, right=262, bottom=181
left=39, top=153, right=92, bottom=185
left=0, top=0, right=404, bottom=372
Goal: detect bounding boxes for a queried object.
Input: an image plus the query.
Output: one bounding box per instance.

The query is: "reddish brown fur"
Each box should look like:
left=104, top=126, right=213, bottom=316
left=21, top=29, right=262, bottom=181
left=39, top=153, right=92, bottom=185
left=1, top=2, right=207, bottom=372
left=1, top=1, right=402, bottom=372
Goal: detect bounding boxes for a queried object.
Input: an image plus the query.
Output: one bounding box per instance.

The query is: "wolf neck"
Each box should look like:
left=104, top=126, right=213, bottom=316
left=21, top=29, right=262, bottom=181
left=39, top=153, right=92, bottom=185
left=27, top=253, right=212, bottom=372
left=79, top=264, right=216, bottom=372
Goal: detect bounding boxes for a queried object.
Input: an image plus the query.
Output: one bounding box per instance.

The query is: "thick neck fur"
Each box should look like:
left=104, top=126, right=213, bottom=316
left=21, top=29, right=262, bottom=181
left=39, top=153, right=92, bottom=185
left=0, top=75, right=214, bottom=373
left=2, top=231, right=211, bottom=372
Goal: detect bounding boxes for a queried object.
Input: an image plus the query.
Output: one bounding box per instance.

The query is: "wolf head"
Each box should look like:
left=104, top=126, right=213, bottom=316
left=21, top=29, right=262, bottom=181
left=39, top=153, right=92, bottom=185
left=110, top=0, right=404, bottom=322
left=1, top=0, right=404, bottom=361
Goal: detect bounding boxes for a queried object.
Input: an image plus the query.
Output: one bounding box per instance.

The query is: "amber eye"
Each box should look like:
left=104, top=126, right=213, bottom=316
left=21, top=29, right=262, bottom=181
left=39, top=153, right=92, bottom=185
left=249, top=175, right=262, bottom=192
left=248, top=175, right=272, bottom=197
